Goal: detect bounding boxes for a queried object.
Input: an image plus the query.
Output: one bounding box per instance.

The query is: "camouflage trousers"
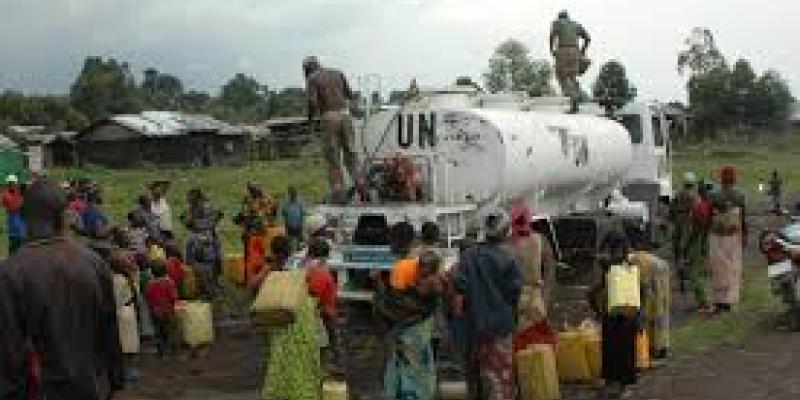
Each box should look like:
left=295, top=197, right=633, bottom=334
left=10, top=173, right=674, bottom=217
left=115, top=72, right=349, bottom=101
left=466, top=335, right=515, bottom=400
left=555, top=46, right=581, bottom=99
left=321, top=111, right=358, bottom=203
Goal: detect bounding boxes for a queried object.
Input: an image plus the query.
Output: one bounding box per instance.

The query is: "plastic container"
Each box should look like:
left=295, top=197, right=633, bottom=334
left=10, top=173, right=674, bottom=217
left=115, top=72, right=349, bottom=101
left=323, top=381, right=348, bottom=400
left=182, top=265, right=198, bottom=300
left=607, top=264, right=641, bottom=311
left=251, top=270, right=307, bottom=327
left=223, top=254, right=246, bottom=285
left=556, top=330, right=591, bottom=383
left=182, top=301, right=214, bottom=347
left=636, top=331, right=651, bottom=370
left=517, top=344, right=561, bottom=400
left=578, top=322, right=602, bottom=381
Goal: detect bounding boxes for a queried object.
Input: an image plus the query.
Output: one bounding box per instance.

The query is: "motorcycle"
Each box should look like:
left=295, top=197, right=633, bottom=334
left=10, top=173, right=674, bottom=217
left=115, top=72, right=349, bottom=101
left=759, top=222, right=800, bottom=330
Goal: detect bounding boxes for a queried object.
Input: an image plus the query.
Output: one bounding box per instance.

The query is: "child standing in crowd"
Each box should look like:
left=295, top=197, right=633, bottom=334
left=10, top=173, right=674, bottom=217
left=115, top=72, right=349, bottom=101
left=304, top=237, right=338, bottom=369
left=110, top=249, right=141, bottom=383
left=182, top=188, right=223, bottom=300
left=82, top=189, right=110, bottom=239
left=248, top=235, right=293, bottom=291
left=1, top=174, right=25, bottom=254
left=305, top=238, right=337, bottom=329
left=146, top=260, right=179, bottom=357
left=125, top=212, right=149, bottom=254
left=149, top=180, right=174, bottom=237
left=236, top=183, right=275, bottom=279
left=165, top=243, right=186, bottom=298
left=282, top=185, right=306, bottom=252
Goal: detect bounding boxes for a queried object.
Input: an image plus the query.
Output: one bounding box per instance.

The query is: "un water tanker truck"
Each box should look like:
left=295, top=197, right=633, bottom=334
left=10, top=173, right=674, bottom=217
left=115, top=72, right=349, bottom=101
left=296, top=87, right=672, bottom=398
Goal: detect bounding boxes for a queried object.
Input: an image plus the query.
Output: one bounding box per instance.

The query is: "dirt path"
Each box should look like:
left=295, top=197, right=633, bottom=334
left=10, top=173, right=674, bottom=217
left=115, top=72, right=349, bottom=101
left=116, top=320, right=262, bottom=400
left=631, top=330, right=800, bottom=400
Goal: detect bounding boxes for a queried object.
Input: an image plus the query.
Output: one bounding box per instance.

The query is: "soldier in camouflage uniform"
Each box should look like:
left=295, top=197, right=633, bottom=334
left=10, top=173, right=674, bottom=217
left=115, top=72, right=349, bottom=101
left=303, top=56, right=358, bottom=204
left=549, top=10, right=591, bottom=113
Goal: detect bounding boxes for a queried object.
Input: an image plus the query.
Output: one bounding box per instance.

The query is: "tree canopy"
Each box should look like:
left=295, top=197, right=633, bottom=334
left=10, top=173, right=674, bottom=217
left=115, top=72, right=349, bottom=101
left=678, top=29, right=794, bottom=134
left=677, top=27, right=726, bottom=76
left=3, top=56, right=312, bottom=133
left=69, top=57, right=142, bottom=121
left=0, top=92, right=88, bottom=132
left=484, top=39, right=554, bottom=97
left=140, top=68, right=184, bottom=110
left=592, top=60, right=636, bottom=114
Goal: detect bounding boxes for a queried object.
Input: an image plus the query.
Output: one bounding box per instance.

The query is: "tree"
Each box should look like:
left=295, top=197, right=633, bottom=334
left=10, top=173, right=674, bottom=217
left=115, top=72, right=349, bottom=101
left=181, top=90, right=213, bottom=114
left=483, top=39, right=554, bottom=96
left=69, top=56, right=141, bottom=121
left=140, top=68, right=184, bottom=110
left=0, top=92, right=89, bottom=132
left=592, top=60, right=636, bottom=114
left=688, top=62, right=793, bottom=133
left=679, top=29, right=794, bottom=135
left=687, top=64, right=733, bottom=132
left=267, top=88, right=306, bottom=118
left=728, top=59, right=758, bottom=124
left=677, top=27, right=726, bottom=76
left=215, top=73, right=272, bottom=123
left=750, top=70, right=794, bottom=128
left=219, top=73, right=268, bottom=108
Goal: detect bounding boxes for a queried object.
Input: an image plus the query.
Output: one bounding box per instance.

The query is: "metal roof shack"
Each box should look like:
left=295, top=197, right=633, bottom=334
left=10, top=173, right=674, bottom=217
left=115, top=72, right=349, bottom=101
left=256, top=116, right=318, bottom=160
left=76, top=112, right=252, bottom=168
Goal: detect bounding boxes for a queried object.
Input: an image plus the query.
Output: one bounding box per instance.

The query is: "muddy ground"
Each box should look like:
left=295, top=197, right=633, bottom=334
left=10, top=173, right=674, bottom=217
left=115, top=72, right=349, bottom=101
left=631, top=328, right=800, bottom=400
left=116, top=320, right=262, bottom=400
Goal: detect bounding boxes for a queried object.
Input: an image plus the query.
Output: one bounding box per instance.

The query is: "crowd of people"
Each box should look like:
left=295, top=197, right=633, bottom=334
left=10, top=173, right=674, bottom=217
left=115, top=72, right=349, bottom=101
left=0, top=164, right=749, bottom=400
left=363, top=201, right=675, bottom=400
left=672, top=166, right=746, bottom=316
left=0, top=175, right=319, bottom=400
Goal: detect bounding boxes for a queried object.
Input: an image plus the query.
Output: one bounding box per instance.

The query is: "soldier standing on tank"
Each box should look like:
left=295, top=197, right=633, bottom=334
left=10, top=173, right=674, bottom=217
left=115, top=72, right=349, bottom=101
left=303, top=56, right=358, bottom=205
left=549, top=10, right=591, bottom=113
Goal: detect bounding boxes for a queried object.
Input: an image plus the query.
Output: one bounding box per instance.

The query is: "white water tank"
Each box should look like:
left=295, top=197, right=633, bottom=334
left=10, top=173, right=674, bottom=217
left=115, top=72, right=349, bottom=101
left=360, top=104, right=633, bottom=216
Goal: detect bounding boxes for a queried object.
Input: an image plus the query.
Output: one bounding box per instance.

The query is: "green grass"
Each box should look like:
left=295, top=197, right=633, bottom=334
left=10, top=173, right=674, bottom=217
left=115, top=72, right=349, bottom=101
left=669, top=267, right=780, bottom=355
left=0, top=159, right=328, bottom=255
left=673, top=135, right=800, bottom=208
left=668, top=137, right=795, bottom=354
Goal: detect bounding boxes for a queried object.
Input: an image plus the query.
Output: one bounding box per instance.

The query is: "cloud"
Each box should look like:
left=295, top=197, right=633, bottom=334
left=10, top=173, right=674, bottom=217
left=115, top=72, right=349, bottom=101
left=0, top=0, right=798, bottom=102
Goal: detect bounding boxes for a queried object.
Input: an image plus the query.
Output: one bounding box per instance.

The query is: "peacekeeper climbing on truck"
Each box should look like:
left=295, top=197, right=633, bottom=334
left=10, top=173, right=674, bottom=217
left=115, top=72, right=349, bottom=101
left=550, top=10, right=591, bottom=113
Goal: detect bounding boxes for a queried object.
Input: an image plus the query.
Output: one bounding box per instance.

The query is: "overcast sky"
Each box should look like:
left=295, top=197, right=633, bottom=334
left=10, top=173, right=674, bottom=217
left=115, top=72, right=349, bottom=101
left=1, top=0, right=798, bottom=101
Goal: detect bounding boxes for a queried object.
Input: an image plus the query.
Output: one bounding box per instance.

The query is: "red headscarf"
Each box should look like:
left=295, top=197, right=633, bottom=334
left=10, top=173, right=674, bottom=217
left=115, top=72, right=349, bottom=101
left=720, top=166, right=736, bottom=186
left=510, top=201, right=532, bottom=245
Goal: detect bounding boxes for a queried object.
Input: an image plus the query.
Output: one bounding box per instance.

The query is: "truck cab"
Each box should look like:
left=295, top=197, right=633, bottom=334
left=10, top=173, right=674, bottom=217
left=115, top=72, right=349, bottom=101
left=615, top=101, right=673, bottom=243
left=619, top=101, right=673, bottom=200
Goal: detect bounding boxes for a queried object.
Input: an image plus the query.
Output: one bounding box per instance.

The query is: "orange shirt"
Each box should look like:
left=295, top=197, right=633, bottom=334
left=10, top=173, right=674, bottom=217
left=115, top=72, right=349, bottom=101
left=390, top=258, right=420, bottom=290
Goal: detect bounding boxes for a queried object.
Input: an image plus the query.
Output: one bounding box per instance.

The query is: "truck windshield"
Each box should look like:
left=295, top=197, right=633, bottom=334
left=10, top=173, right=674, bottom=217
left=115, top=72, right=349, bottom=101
left=620, top=114, right=643, bottom=144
